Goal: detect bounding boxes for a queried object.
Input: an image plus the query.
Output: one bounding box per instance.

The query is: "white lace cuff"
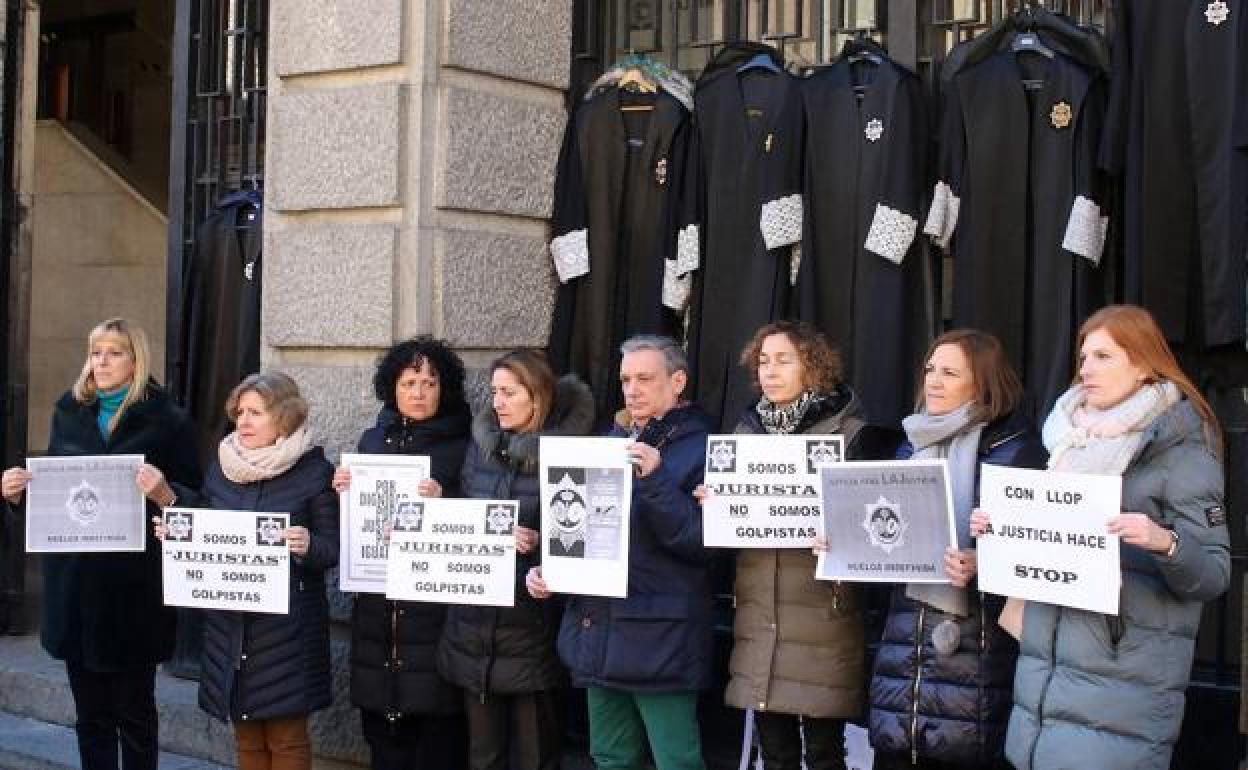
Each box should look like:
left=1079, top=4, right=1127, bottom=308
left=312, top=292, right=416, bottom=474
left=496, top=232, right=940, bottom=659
left=1061, top=195, right=1109, bottom=265
left=676, top=224, right=700, bottom=275
left=864, top=203, right=918, bottom=264
left=760, top=193, right=803, bottom=251
left=662, top=258, right=692, bottom=311
left=550, top=229, right=589, bottom=283
left=923, top=181, right=961, bottom=250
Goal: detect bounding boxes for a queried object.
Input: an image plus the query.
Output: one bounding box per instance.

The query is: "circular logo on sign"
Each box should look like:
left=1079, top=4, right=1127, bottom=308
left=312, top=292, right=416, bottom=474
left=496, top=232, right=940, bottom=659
left=66, top=481, right=102, bottom=527
left=862, top=496, right=907, bottom=554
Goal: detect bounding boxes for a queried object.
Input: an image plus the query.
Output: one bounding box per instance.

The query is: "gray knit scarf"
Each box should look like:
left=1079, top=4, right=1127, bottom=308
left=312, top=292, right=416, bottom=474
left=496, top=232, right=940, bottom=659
left=755, top=391, right=818, bottom=435
left=1043, top=381, right=1180, bottom=475
left=901, top=402, right=984, bottom=617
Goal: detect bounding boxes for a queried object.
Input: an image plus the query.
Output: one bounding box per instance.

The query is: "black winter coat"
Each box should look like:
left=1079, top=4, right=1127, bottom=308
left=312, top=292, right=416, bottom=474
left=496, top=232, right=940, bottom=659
left=868, top=411, right=1047, bottom=767
left=40, top=384, right=202, bottom=669
left=436, top=377, right=594, bottom=696
left=558, top=403, right=715, bottom=693
left=351, top=407, right=470, bottom=718
left=180, top=448, right=339, bottom=723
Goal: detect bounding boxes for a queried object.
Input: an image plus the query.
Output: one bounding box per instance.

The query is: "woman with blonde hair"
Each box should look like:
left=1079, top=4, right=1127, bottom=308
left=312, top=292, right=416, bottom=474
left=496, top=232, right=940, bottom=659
left=1, top=318, right=201, bottom=770
left=436, top=349, right=593, bottom=770
left=991, top=305, right=1230, bottom=770
left=148, top=371, right=337, bottom=770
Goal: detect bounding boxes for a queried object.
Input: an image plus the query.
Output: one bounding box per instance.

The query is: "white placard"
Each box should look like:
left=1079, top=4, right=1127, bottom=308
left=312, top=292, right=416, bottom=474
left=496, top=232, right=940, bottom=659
left=977, top=465, right=1122, bottom=615
left=703, top=434, right=844, bottom=548
left=161, top=507, right=291, bottom=614
left=25, top=455, right=146, bottom=553
left=540, top=436, right=632, bottom=598
left=816, top=460, right=956, bottom=583
left=338, top=453, right=431, bottom=593
left=384, top=498, right=518, bottom=606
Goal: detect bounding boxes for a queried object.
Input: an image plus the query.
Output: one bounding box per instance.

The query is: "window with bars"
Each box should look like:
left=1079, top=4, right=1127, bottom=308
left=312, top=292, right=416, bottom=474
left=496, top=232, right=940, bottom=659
left=166, top=0, right=266, bottom=390
left=588, top=0, right=1106, bottom=78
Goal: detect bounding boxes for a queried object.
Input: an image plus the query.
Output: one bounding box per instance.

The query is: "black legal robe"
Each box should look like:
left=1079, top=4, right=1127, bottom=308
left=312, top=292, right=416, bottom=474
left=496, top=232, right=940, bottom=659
left=547, top=81, right=696, bottom=421
left=687, top=44, right=804, bottom=427
left=798, top=55, right=933, bottom=428
left=177, top=193, right=262, bottom=467
left=926, top=50, right=1109, bottom=415
left=1102, top=0, right=1245, bottom=348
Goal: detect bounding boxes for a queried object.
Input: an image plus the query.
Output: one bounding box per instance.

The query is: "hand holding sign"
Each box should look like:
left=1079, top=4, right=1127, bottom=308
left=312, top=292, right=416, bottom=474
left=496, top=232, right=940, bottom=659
left=944, top=547, right=977, bottom=587
left=1107, top=512, right=1172, bottom=553
left=286, top=525, right=310, bottom=556
left=526, top=566, right=551, bottom=599
left=1, top=467, right=31, bottom=504
left=977, top=465, right=1122, bottom=614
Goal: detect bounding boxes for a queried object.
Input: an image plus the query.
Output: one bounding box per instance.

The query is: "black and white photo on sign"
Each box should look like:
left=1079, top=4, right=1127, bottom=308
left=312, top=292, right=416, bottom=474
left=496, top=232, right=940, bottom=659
left=337, top=453, right=431, bottom=593
left=165, top=509, right=194, bottom=542
left=393, top=500, right=425, bottom=533
left=256, top=515, right=287, bottom=547
left=548, top=466, right=588, bottom=558
left=702, top=434, right=845, bottom=548
left=385, top=498, right=518, bottom=608
left=805, top=438, right=844, bottom=472
left=25, top=454, right=146, bottom=553
left=706, top=438, right=738, bottom=474
left=546, top=466, right=630, bottom=560
left=815, top=459, right=956, bottom=583
left=484, top=502, right=516, bottom=535
left=161, top=507, right=291, bottom=614
left=977, top=465, right=1123, bottom=615
left=540, top=436, right=632, bottom=598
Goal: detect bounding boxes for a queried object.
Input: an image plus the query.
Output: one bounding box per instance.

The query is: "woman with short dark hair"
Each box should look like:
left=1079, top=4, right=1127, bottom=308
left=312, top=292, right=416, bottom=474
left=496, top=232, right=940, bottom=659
left=437, top=349, right=593, bottom=770
left=866, top=329, right=1047, bottom=770
left=333, top=336, right=472, bottom=770
left=150, top=370, right=337, bottom=770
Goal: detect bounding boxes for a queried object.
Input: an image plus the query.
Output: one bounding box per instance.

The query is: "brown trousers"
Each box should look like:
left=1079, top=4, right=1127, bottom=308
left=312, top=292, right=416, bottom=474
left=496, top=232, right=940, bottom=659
left=234, top=716, right=311, bottom=770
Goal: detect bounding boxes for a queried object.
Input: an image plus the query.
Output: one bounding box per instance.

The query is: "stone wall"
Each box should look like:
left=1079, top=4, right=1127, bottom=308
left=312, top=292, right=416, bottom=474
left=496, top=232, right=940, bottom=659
left=262, top=0, right=571, bottom=762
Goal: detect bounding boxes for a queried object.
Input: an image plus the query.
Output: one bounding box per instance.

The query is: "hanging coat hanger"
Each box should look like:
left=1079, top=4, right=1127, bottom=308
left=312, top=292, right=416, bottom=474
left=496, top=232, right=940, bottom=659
left=615, top=50, right=658, bottom=112
left=618, top=68, right=657, bottom=94
left=844, top=32, right=885, bottom=66
left=1010, top=4, right=1055, bottom=60
left=737, top=52, right=782, bottom=75
left=1009, top=4, right=1054, bottom=91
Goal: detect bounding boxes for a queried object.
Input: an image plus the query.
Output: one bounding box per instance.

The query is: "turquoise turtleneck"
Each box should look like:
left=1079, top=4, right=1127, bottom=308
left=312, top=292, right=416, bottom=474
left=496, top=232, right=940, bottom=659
left=96, top=385, right=130, bottom=439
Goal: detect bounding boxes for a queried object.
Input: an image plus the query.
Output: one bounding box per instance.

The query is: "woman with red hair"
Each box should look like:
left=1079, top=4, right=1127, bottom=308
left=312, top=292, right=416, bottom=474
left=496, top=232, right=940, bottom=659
left=988, top=305, right=1230, bottom=770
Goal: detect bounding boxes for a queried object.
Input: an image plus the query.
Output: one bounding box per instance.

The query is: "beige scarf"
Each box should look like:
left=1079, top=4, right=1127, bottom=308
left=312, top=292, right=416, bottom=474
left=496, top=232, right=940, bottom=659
left=218, top=425, right=314, bottom=484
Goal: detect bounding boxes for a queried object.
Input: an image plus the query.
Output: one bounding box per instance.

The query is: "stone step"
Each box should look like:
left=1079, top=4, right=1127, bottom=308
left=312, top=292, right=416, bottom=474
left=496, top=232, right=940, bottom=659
left=0, top=634, right=364, bottom=769
left=0, top=711, right=229, bottom=770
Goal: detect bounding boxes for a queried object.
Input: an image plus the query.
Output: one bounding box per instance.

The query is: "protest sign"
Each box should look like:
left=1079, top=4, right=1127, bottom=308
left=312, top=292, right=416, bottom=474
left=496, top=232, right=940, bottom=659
left=385, top=498, right=518, bottom=606
left=540, top=436, right=631, bottom=597
left=162, top=507, right=291, bottom=614
left=977, top=464, right=1122, bottom=614
left=26, top=455, right=145, bottom=553
left=816, top=460, right=955, bottom=583
left=702, top=434, right=844, bottom=547
left=338, top=453, right=431, bottom=593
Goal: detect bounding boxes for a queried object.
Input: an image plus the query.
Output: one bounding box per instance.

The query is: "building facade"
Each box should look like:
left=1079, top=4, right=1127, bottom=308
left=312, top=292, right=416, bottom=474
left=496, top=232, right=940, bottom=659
left=0, top=0, right=1240, bottom=766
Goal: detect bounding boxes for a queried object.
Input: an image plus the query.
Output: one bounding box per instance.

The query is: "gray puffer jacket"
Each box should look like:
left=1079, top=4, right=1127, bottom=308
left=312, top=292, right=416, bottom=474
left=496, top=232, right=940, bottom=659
left=1006, top=399, right=1230, bottom=770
